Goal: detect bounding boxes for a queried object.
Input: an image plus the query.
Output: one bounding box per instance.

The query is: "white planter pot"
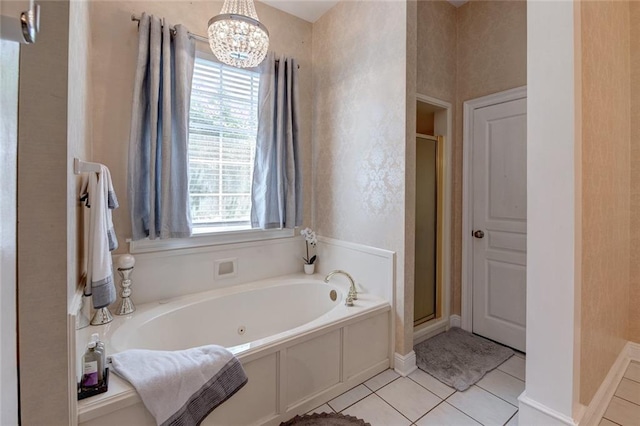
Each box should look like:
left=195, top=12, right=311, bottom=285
left=304, top=264, right=315, bottom=275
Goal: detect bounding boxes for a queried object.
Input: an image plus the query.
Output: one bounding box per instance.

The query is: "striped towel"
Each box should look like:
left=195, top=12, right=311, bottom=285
left=80, top=165, right=119, bottom=309
left=110, top=345, right=248, bottom=426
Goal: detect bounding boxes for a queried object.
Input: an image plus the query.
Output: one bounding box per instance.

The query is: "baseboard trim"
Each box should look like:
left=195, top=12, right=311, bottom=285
left=413, top=318, right=448, bottom=346
left=394, top=351, right=417, bottom=377
left=450, top=314, right=461, bottom=328
left=627, top=340, right=640, bottom=360
left=518, top=392, right=579, bottom=426
left=580, top=341, right=640, bottom=426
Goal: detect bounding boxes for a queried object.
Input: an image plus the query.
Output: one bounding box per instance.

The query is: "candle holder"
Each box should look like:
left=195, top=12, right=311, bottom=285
left=116, top=254, right=136, bottom=316
left=90, top=307, right=113, bottom=325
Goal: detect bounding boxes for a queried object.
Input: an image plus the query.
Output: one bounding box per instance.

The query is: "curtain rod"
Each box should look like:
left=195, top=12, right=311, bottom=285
left=130, top=14, right=300, bottom=69
left=131, top=14, right=209, bottom=43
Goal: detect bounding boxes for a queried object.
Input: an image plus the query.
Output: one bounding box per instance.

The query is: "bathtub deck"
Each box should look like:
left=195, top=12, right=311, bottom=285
left=77, top=281, right=392, bottom=426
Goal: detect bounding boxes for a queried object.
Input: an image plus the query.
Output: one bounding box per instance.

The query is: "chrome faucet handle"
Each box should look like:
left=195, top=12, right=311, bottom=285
left=348, top=287, right=358, bottom=301
left=345, top=293, right=354, bottom=307
left=324, top=270, right=358, bottom=306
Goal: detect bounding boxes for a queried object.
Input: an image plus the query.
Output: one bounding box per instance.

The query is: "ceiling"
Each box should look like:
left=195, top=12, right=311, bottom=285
left=259, top=0, right=340, bottom=23
left=259, top=0, right=468, bottom=23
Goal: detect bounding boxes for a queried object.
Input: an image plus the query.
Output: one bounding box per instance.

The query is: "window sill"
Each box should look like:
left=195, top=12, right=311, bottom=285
left=128, top=227, right=295, bottom=254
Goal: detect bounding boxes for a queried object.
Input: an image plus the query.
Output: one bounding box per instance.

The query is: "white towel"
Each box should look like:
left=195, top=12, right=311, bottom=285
left=110, top=345, right=248, bottom=426
left=80, top=165, right=118, bottom=309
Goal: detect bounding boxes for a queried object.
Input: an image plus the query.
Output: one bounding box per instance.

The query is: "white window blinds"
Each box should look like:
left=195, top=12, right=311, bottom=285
left=188, top=55, right=260, bottom=227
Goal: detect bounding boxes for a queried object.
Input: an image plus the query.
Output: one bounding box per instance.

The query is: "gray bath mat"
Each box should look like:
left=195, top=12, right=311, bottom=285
left=281, top=413, right=370, bottom=426
left=414, top=327, right=514, bottom=391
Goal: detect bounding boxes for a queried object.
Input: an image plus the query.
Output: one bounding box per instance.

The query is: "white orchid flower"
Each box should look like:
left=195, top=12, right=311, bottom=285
left=301, top=227, right=318, bottom=264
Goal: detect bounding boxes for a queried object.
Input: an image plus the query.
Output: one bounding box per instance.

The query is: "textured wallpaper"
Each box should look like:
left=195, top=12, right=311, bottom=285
left=454, top=1, right=527, bottom=316
left=89, top=1, right=314, bottom=248
left=313, top=1, right=410, bottom=353
left=630, top=1, right=640, bottom=345
left=416, top=0, right=457, bottom=317
left=417, top=0, right=526, bottom=316
left=580, top=0, right=631, bottom=405
left=405, top=0, right=418, bottom=356
left=417, top=0, right=457, bottom=102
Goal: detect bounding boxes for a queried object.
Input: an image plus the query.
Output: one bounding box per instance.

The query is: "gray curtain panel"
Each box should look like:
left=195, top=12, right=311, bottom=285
left=128, top=13, right=195, bottom=240
left=251, top=52, right=302, bottom=229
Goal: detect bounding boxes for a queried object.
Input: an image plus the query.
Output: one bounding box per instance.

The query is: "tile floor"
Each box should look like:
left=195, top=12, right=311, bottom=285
left=307, top=352, right=526, bottom=426
left=599, top=361, right=640, bottom=426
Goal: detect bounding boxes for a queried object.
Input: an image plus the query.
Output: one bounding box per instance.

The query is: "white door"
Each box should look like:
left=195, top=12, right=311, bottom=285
left=471, top=97, right=527, bottom=352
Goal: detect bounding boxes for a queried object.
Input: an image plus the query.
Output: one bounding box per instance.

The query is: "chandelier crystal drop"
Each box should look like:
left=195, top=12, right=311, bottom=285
left=207, top=0, right=269, bottom=68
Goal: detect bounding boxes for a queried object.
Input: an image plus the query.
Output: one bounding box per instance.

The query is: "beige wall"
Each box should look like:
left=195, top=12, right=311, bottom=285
left=405, top=0, right=417, bottom=353
left=579, top=0, right=631, bottom=405
left=313, top=1, right=410, bottom=353
left=89, top=1, right=313, bottom=249
left=630, top=1, right=640, bottom=344
left=417, top=0, right=456, bottom=103
left=16, top=0, right=86, bottom=422
left=417, top=0, right=526, bottom=315
left=453, top=0, right=527, bottom=315
left=416, top=0, right=457, bottom=320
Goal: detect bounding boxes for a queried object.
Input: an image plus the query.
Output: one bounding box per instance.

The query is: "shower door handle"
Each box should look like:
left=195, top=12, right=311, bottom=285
left=473, top=230, right=485, bottom=239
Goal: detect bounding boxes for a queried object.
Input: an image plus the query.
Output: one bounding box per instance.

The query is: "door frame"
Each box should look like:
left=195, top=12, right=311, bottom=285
left=461, top=86, right=527, bottom=332
left=413, top=93, right=453, bottom=344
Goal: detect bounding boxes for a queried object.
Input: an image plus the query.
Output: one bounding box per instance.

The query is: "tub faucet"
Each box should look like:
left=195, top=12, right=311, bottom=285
left=324, top=270, right=357, bottom=306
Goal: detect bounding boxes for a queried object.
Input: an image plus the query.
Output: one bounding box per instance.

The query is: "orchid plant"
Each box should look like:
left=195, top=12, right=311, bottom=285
left=301, top=227, right=318, bottom=265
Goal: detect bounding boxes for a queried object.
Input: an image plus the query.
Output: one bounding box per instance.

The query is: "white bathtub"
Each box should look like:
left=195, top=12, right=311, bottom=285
left=78, top=275, right=392, bottom=426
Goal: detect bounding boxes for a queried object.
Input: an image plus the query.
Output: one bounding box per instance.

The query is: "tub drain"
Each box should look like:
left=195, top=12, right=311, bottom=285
left=237, top=326, right=246, bottom=335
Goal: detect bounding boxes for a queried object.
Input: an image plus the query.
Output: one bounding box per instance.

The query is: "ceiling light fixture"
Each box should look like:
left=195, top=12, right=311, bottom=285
left=207, top=0, right=269, bottom=68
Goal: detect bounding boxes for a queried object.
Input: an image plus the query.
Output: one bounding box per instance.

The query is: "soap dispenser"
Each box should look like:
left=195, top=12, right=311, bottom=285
left=81, top=342, right=103, bottom=389
left=90, top=333, right=106, bottom=376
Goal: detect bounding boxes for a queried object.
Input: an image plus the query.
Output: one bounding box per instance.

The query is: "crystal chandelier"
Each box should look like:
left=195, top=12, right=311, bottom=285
left=207, top=0, right=270, bottom=68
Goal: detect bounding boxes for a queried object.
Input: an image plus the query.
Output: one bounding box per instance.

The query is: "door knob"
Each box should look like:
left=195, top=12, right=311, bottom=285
left=473, top=230, right=485, bottom=239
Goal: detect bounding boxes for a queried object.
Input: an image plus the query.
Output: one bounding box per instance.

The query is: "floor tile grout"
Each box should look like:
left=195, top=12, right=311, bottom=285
left=496, top=366, right=525, bottom=382
left=329, top=388, right=372, bottom=414
left=363, top=374, right=401, bottom=393
left=622, top=374, right=640, bottom=385
left=411, top=398, right=447, bottom=425
left=504, top=410, right=518, bottom=425
left=610, top=393, right=640, bottom=408
left=327, top=366, right=524, bottom=426
left=406, top=372, right=456, bottom=399
left=475, top=382, right=520, bottom=408
left=602, top=415, right=623, bottom=425
left=370, top=388, right=418, bottom=424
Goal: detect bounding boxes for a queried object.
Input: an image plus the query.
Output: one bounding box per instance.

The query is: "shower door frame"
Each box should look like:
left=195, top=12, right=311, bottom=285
left=414, top=134, right=445, bottom=327
left=413, top=94, right=452, bottom=344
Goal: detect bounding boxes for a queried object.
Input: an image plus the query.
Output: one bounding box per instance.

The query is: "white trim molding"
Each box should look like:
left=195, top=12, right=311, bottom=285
left=461, top=86, right=527, bottom=332
left=580, top=341, right=640, bottom=426
left=518, top=342, right=640, bottom=426
left=413, top=318, right=448, bottom=346
left=415, top=93, right=453, bottom=337
left=394, top=351, right=417, bottom=377
left=518, top=392, right=580, bottom=426
left=129, top=228, right=295, bottom=254
left=449, top=314, right=461, bottom=328
left=628, top=340, right=640, bottom=360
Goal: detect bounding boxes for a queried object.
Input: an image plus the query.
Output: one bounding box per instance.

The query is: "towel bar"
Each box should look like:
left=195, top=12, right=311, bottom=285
left=74, top=158, right=101, bottom=175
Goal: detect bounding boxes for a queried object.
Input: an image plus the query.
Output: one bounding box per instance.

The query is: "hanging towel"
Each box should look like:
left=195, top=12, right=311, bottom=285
left=80, top=165, right=119, bottom=309
left=110, top=345, right=248, bottom=426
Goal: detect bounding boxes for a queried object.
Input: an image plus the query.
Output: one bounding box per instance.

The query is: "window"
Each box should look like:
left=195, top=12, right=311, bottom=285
left=129, top=53, right=293, bottom=253
left=188, top=53, right=260, bottom=231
